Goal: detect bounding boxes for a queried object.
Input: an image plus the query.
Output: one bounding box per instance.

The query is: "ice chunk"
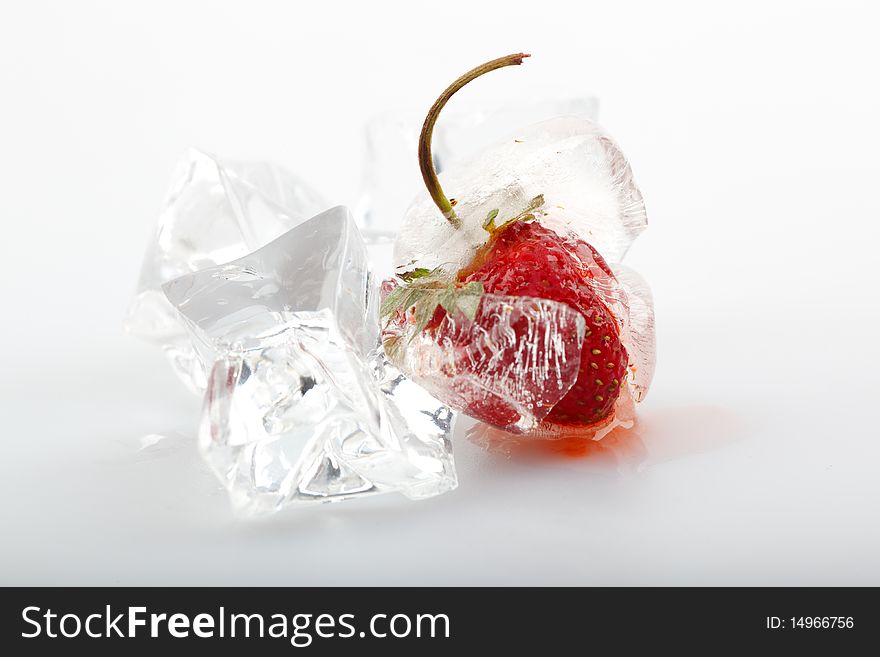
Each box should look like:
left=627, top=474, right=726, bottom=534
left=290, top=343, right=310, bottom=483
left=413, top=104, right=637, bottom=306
left=355, top=98, right=598, bottom=235
left=362, top=350, right=456, bottom=499
left=125, top=149, right=328, bottom=392
left=437, top=97, right=600, bottom=169
left=200, top=329, right=456, bottom=516
left=165, top=207, right=455, bottom=515
left=612, top=265, right=656, bottom=402
left=393, top=116, right=647, bottom=275
left=163, top=206, right=375, bottom=367
left=383, top=291, right=586, bottom=434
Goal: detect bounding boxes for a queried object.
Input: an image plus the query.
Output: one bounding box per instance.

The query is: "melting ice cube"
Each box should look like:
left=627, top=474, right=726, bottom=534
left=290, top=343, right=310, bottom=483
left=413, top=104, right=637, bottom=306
left=393, top=116, right=648, bottom=274
left=611, top=265, right=656, bottom=402
left=164, top=207, right=456, bottom=515
left=125, top=149, right=329, bottom=392
left=355, top=97, right=599, bottom=235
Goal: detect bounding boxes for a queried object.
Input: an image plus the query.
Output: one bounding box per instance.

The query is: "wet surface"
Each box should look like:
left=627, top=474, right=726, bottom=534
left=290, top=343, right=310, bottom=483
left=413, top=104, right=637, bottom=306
left=466, top=404, right=741, bottom=475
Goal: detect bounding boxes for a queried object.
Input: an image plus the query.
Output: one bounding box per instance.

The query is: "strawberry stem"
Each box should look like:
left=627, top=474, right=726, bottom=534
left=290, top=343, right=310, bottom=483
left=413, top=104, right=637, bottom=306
left=418, top=53, right=530, bottom=229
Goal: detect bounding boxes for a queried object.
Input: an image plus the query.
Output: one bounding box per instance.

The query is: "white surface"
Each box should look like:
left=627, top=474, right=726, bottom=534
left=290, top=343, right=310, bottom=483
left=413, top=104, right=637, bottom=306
left=1, top=0, right=879, bottom=585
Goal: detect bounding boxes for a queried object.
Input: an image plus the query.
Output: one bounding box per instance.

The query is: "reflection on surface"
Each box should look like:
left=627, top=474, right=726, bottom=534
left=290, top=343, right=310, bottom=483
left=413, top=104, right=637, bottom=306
left=467, top=417, right=647, bottom=474
left=466, top=404, right=742, bottom=475
left=634, top=405, right=743, bottom=464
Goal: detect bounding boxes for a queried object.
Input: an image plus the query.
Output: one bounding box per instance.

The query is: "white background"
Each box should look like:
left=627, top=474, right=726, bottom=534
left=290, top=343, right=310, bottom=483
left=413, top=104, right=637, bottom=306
left=1, top=0, right=879, bottom=585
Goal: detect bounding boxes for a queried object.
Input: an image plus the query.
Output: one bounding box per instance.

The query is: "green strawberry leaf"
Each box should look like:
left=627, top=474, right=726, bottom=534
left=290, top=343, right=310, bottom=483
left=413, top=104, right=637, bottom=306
left=454, top=282, right=484, bottom=320
left=482, top=194, right=547, bottom=234
left=496, top=194, right=546, bottom=231
left=433, top=281, right=484, bottom=324
left=380, top=284, right=416, bottom=319
left=398, top=267, right=434, bottom=283
left=523, top=194, right=545, bottom=213
left=483, top=208, right=499, bottom=232
left=382, top=280, right=486, bottom=342
left=436, top=287, right=456, bottom=316
left=412, top=290, right=442, bottom=335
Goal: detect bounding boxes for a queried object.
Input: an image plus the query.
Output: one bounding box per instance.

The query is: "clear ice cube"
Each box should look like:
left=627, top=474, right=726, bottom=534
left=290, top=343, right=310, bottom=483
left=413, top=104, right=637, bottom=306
left=611, top=265, right=656, bottom=402
left=163, top=206, right=376, bottom=367
left=125, top=148, right=329, bottom=392
left=200, top=329, right=456, bottom=515
left=393, top=116, right=647, bottom=274
left=437, top=97, right=600, bottom=169
left=165, top=207, right=456, bottom=515
left=383, top=291, right=586, bottom=434
left=355, top=98, right=598, bottom=236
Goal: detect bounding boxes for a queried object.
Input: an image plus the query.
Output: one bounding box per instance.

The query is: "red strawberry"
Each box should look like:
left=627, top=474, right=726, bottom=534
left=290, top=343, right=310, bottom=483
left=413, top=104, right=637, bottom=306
left=382, top=217, right=628, bottom=429
left=456, top=220, right=628, bottom=425
left=383, top=52, right=631, bottom=432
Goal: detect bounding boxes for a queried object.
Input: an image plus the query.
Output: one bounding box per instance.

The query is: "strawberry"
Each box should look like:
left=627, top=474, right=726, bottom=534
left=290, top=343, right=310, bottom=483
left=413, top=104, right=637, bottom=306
left=382, top=212, right=629, bottom=429
left=456, top=219, right=628, bottom=425
left=382, top=53, right=631, bottom=431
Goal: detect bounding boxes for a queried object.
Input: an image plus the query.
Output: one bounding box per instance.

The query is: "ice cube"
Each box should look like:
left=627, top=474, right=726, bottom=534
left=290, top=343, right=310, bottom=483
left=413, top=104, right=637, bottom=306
left=611, top=265, right=656, bottom=402
left=383, top=292, right=586, bottom=434
left=163, top=206, right=376, bottom=367
left=437, top=97, right=600, bottom=169
left=200, top=329, right=456, bottom=516
left=354, top=98, right=598, bottom=236
left=125, top=148, right=329, bottom=392
left=393, top=116, right=647, bottom=274
left=165, top=207, right=456, bottom=515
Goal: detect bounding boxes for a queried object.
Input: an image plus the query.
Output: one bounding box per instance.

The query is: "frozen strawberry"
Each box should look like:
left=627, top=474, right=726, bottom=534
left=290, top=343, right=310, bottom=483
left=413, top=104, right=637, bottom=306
left=381, top=279, right=590, bottom=432
left=381, top=53, right=639, bottom=433
left=456, top=219, right=628, bottom=424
